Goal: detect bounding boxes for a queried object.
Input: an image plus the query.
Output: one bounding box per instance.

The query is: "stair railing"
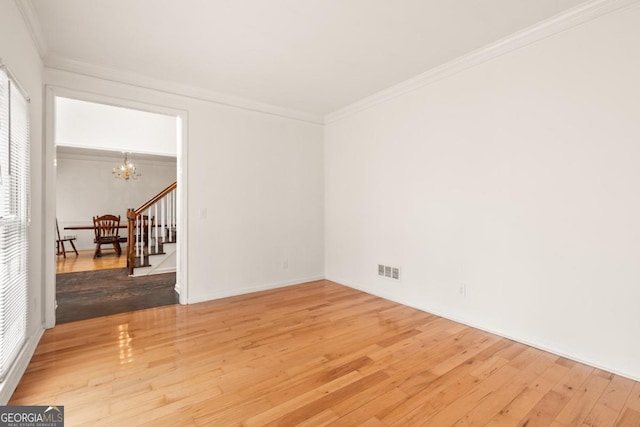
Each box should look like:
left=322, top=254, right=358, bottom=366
left=127, top=181, right=177, bottom=275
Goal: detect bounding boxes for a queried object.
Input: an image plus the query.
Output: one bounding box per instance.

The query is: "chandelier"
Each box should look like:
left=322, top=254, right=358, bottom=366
left=112, top=153, right=141, bottom=180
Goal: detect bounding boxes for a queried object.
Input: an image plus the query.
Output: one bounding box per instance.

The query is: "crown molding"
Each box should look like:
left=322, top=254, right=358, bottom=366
left=325, top=0, right=640, bottom=124
left=14, top=0, right=48, bottom=58
left=18, top=0, right=321, bottom=123
left=44, top=55, right=324, bottom=125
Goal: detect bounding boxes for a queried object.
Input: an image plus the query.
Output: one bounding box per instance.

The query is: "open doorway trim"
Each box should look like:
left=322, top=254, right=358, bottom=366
left=43, top=86, right=189, bottom=328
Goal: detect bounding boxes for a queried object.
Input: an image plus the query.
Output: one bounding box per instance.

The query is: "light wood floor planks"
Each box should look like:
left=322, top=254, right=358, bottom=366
left=10, top=280, right=640, bottom=426
left=56, top=249, right=127, bottom=274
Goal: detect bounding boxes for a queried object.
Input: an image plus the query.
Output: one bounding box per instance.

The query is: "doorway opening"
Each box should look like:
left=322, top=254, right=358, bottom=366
left=44, top=88, right=188, bottom=326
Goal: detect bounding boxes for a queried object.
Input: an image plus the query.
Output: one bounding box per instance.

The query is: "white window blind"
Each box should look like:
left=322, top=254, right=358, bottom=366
left=0, top=65, right=29, bottom=381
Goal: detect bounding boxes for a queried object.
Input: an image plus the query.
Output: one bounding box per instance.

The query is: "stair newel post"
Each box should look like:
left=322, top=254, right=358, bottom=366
left=126, top=209, right=136, bottom=276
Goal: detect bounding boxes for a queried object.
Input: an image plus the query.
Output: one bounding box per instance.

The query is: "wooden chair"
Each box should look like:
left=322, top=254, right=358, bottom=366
left=56, top=219, right=78, bottom=258
left=93, top=214, right=122, bottom=259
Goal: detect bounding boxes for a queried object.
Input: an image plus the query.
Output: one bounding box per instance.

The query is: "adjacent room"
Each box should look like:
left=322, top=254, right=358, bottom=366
left=54, top=97, right=180, bottom=322
left=1, top=0, right=639, bottom=425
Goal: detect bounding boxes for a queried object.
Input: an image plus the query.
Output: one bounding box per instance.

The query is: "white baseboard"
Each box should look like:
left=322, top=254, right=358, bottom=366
left=187, top=275, right=325, bottom=304
left=327, top=276, right=640, bottom=382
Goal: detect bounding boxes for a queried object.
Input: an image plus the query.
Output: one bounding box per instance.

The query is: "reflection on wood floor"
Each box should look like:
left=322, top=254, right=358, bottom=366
left=10, top=280, right=640, bottom=425
left=56, top=249, right=127, bottom=273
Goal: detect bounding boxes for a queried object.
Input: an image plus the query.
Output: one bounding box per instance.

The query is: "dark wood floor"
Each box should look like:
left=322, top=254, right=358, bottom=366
left=56, top=268, right=178, bottom=323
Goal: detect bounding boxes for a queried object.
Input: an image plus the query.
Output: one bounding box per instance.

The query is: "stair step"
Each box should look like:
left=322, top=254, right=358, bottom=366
left=133, top=257, right=152, bottom=268
left=132, top=242, right=174, bottom=266
left=133, top=242, right=169, bottom=254
left=134, top=248, right=165, bottom=257
left=129, top=236, right=176, bottom=273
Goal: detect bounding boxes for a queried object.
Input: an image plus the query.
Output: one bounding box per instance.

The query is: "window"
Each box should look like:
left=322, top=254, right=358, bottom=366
left=0, top=65, right=30, bottom=381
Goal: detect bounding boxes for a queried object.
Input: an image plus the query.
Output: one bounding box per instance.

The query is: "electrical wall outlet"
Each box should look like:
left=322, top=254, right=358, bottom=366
left=459, top=283, right=466, bottom=297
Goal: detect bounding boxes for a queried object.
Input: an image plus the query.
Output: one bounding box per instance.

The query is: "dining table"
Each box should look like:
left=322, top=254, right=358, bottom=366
left=64, top=225, right=127, bottom=230
left=64, top=225, right=128, bottom=242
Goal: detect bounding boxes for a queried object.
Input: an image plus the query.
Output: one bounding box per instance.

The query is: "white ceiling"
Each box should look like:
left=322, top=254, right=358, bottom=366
left=29, top=0, right=590, bottom=116
left=56, top=97, right=177, bottom=156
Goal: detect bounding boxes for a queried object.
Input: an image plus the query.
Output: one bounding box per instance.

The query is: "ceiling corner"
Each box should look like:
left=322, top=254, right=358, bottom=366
left=14, top=0, right=48, bottom=59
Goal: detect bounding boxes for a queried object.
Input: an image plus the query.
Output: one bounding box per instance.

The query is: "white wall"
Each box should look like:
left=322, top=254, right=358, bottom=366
left=0, top=1, right=45, bottom=403
left=325, top=4, right=640, bottom=380
left=56, top=152, right=176, bottom=250
left=45, top=68, right=325, bottom=303
left=56, top=97, right=177, bottom=156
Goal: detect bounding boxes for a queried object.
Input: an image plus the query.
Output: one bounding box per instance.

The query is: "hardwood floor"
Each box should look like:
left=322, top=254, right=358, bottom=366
left=10, top=280, right=640, bottom=426
left=56, top=249, right=127, bottom=274
left=56, top=270, right=178, bottom=323
left=55, top=249, right=177, bottom=324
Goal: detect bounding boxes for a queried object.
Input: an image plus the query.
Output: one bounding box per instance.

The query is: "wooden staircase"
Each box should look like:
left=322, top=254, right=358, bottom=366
left=127, top=182, right=177, bottom=276
left=131, top=228, right=177, bottom=267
